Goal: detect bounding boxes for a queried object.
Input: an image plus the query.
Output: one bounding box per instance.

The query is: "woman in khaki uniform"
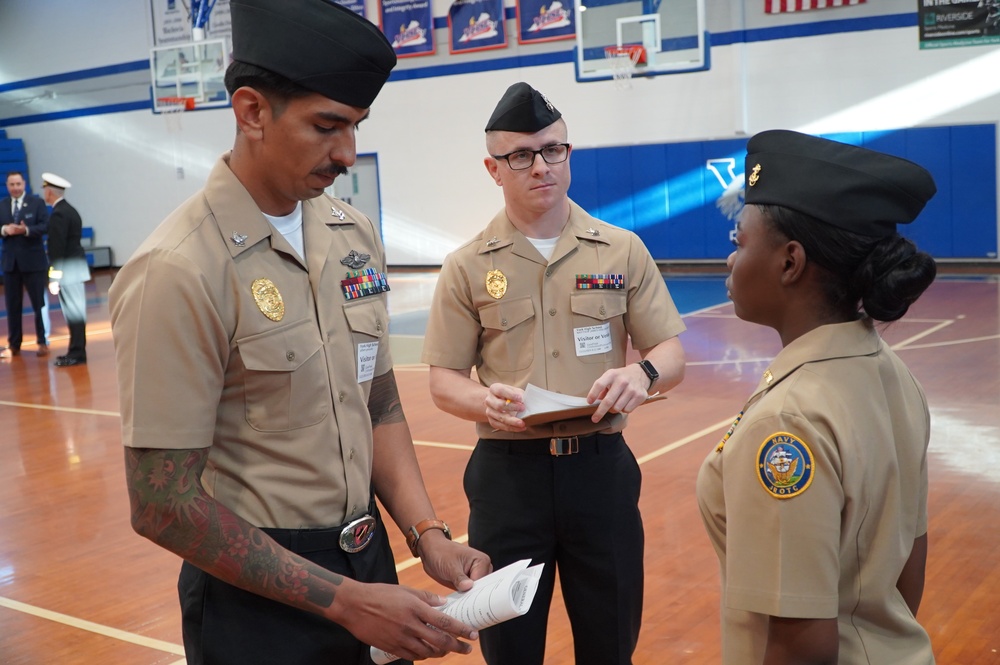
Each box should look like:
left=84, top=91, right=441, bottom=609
left=697, top=130, right=938, bottom=664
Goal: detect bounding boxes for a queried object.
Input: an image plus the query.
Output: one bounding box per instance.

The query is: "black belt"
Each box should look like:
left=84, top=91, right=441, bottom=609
left=478, top=432, right=622, bottom=457
left=262, top=505, right=378, bottom=555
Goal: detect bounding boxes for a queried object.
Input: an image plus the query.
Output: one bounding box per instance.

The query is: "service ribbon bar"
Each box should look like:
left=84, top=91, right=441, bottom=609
left=576, top=273, right=625, bottom=289
left=341, top=268, right=391, bottom=300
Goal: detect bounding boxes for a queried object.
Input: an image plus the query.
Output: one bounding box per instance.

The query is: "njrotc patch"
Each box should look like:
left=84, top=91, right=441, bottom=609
left=756, top=432, right=814, bottom=499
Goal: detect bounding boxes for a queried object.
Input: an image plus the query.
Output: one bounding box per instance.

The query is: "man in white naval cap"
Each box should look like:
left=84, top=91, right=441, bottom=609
left=41, top=172, right=90, bottom=366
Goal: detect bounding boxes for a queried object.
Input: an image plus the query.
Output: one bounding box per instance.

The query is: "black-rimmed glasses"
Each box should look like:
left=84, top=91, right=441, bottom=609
left=491, top=143, right=571, bottom=170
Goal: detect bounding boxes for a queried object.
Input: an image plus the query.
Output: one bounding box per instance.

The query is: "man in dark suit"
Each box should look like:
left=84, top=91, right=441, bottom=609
left=1, top=170, right=50, bottom=358
left=43, top=172, right=90, bottom=366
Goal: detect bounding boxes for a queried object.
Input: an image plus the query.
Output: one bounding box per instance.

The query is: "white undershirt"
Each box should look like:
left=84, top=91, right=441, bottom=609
left=263, top=202, right=304, bottom=260
left=526, top=236, right=559, bottom=261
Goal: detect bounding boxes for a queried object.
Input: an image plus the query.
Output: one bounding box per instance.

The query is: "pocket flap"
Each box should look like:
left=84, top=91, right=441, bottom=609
left=479, top=295, right=534, bottom=331
left=570, top=292, right=627, bottom=321
left=343, top=299, right=388, bottom=338
left=238, top=318, right=322, bottom=372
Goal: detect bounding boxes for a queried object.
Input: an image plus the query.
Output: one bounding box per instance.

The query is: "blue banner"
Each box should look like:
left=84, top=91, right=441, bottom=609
left=449, top=0, right=507, bottom=54
left=338, top=0, right=367, bottom=18
left=381, top=0, right=436, bottom=58
left=517, top=0, right=574, bottom=44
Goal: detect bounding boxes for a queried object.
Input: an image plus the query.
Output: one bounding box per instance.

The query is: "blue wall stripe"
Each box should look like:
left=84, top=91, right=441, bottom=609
left=0, top=100, right=152, bottom=127
left=0, top=60, right=150, bottom=93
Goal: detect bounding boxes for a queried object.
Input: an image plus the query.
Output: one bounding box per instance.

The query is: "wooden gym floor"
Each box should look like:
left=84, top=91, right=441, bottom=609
left=0, top=267, right=998, bottom=664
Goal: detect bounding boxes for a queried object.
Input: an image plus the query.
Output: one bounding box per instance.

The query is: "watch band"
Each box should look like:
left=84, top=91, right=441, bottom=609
left=637, top=359, right=659, bottom=389
left=406, top=518, right=452, bottom=558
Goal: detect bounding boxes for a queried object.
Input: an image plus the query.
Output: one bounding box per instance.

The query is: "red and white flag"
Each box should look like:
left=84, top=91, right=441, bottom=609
left=765, top=0, right=866, bottom=13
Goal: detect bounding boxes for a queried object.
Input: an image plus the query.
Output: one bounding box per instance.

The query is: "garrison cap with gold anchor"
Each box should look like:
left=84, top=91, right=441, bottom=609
left=721, top=129, right=937, bottom=499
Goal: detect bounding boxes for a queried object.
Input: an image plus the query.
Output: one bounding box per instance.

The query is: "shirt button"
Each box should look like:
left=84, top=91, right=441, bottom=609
left=286, top=351, right=295, bottom=362
left=548, top=308, right=556, bottom=316
left=552, top=350, right=560, bottom=358
left=501, top=318, right=508, bottom=327
left=599, top=305, right=606, bottom=316
left=339, top=391, right=346, bottom=402
left=349, top=449, right=355, bottom=460
left=351, top=504, right=357, bottom=514
left=545, top=269, right=551, bottom=277
left=376, top=320, right=383, bottom=332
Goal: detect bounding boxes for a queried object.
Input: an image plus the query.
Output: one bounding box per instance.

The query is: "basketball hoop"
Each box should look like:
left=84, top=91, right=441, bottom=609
left=158, top=97, right=195, bottom=180
left=604, top=45, right=646, bottom=90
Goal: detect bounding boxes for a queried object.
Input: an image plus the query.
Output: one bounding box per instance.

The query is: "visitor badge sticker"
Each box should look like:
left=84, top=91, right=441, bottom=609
left=757, top=432, right=814, bottom=499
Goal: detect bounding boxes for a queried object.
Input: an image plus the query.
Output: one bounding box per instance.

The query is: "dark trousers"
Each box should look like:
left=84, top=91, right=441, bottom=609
left=178, top=510, right=412, bottom=665
left=3, top=268, right=47, bottom=348
left=464, top=433, right=644, bottom=665
left=57, top=281, right=86, bottom=359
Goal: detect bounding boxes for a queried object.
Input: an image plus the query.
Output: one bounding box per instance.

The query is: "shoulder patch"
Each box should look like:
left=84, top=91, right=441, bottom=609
left=756, top=432, right=814, bottom=499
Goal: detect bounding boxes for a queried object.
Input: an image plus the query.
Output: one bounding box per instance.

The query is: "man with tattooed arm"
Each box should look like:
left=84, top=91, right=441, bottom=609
left=109, top=1, right=490, bottom=663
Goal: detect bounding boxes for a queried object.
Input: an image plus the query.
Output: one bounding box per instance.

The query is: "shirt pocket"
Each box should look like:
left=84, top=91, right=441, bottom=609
left=238, top=318, right=328, bottom=432
left=342, top=298, right=389, bottom=385
left=478, top=295, right=535, bottom=372
left=570, top=291, right=628, bottom=364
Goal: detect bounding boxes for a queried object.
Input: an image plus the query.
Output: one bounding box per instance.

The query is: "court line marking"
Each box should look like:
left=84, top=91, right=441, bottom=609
left=0, top=401, right=119, bottom=417
left=0, top=595, right=185, bottom=655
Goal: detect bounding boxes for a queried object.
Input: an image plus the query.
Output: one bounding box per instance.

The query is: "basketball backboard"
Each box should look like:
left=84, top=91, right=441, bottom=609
left=150, top=38, right=230, bottom=112
left=574, top=0, right=708, bottom=83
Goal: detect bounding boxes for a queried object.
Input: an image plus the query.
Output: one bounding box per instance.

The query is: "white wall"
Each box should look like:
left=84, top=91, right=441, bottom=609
left=2, top=0, right=998, bottom=266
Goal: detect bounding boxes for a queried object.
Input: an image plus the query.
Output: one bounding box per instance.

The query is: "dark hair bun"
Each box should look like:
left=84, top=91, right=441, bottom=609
left=853, top=236, right=936, bottom=322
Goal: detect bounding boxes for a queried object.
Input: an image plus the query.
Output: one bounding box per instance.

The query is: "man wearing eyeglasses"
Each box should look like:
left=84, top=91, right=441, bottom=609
left=421, top=82, right=687, bottom=665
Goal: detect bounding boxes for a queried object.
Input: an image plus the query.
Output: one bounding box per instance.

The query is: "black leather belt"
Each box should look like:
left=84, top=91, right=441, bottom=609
left=262, top=509, right=377, bottom=554
left=479, top=432, right=621, bottom=457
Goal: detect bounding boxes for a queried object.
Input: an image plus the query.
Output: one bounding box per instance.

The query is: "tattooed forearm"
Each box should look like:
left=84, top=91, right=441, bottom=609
left=124, top=447, right=343, bottom=611
left=368, top=369, right=406, bottom=427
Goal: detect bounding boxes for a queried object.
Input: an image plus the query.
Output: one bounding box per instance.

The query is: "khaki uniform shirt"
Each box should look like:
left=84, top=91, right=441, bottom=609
left=696, top=320, right=934, bottom=664
left=422, top=201, right=685, bottom=440
left=111, top=155, right=392, bottom=528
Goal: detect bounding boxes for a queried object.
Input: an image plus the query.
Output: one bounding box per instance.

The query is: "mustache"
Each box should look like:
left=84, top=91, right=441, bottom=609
left=315, top=164, right=349, bottom=178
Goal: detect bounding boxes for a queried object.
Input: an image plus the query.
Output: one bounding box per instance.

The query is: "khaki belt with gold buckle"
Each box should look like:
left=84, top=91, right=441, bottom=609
left=549, top=436, right=580, bottom=456
left=339, top=515, right=377, bottom=553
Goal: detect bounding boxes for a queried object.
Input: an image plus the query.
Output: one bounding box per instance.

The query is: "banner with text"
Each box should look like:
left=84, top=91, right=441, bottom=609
left=381, top=0, right=436, bottom=57
left=918, top=0, right=1000, bottom=49
left=449, top=0, right=508, bottom=54
left=517, top=0, right=575, bottom=44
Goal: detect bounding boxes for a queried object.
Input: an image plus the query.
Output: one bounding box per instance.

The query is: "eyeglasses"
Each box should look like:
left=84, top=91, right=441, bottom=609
left=492, top=143, right=571, bottom=170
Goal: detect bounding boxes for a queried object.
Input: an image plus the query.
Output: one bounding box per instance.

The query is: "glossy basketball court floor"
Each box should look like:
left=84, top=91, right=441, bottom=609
left=1, top=267, right=998, bottom=664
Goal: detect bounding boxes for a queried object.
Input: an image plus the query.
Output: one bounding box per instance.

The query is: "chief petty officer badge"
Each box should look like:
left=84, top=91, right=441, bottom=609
left=486, top=269, right=507, bottom=299
left=756, top=431, right=814, bottom=499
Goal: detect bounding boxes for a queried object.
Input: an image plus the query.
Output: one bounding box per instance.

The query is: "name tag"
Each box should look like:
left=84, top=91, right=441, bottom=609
left=574, top=322, right=612, bottom=356
left=357, top=341, right=378, bottom=383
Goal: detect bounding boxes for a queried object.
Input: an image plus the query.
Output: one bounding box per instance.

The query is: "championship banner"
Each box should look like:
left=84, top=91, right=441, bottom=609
left=517, top=0, right=575, bottom=44
left=339, top=0, right=367, bottom=18
left=918, top=0, right=1000, bottom=50
left=448, top=0, right=508, bottom=54
left=765, top=0, right=865, bottom=12
left=380, top=0, right=436, bottom=57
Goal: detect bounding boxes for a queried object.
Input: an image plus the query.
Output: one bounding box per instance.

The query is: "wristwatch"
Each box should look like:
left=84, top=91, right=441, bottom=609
left=637, top=359, right=659, bottom=390
left=406, top=518, right=452, bottom=558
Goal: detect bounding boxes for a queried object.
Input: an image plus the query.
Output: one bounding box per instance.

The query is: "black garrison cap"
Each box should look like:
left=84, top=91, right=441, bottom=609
left=230, top=0, right=396, bottom=109
left=744, top=130, right=937, bottom=237
left=485, top=82, right=562, bottom=132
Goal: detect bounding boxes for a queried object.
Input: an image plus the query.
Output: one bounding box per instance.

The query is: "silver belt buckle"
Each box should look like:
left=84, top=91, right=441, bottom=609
left=339, top=515, right=376, bottom=553
left=549, top=436, right=580, bottom=456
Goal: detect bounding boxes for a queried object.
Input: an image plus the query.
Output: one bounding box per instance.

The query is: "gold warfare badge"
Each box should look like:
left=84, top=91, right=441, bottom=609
left=251, top=278, right=285, bottom=322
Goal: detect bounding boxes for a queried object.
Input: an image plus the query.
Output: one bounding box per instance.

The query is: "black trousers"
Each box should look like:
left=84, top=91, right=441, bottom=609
left=464, top=433, right=644, bottom=665
left=178, top=508, right=411, bottom=665
left=3, top=268, right=47, bottom=348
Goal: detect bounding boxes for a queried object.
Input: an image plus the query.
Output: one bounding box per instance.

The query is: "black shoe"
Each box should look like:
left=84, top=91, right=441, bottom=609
left=56, top=354, right=68, bottom=361
left=54, top=357, right=86, bottom=367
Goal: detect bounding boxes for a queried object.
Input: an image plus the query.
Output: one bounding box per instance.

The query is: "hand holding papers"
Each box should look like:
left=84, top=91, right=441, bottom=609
left=519, top=383, right=667, bottom=426
left=370, top=560, right=544, bottom=665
